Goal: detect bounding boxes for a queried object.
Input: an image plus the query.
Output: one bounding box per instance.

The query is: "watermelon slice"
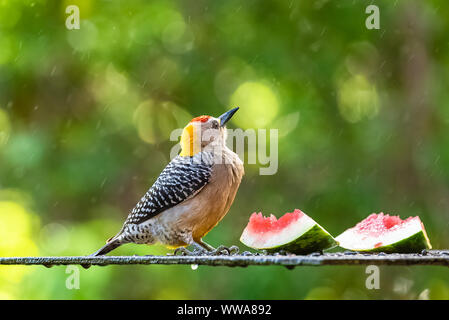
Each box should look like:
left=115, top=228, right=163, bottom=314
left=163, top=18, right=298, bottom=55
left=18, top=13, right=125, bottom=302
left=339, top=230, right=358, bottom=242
left=240, top=209, right=338, bottom=254
left=335, top=213, right=432, bottom=253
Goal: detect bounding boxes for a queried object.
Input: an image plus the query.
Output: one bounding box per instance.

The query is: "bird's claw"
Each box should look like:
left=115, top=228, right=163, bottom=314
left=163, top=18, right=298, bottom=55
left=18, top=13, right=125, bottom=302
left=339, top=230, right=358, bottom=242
left=208, top=245, right=240, bottom=256
left=228, top=245, right=240, bottom=255
left=172, top=247, right=207, bottom=256
left=171, top=247, right=187, bottom=256
left=171, top=245, right=240, bottom=256
left=173, top=247, right=193, bottom=256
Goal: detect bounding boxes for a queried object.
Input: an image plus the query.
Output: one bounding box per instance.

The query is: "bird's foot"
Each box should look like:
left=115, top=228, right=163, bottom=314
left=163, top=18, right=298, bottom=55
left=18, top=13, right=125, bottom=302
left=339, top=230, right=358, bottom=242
left=172, top=247, right=192, bottom=256
left=172, top=247, right=207, bottom=256
left=207, top=245, right=240, bottom=256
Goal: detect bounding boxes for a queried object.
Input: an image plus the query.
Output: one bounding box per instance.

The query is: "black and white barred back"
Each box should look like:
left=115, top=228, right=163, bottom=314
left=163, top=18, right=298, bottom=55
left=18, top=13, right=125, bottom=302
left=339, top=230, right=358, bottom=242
left=124, top=152, right=215, bottom=225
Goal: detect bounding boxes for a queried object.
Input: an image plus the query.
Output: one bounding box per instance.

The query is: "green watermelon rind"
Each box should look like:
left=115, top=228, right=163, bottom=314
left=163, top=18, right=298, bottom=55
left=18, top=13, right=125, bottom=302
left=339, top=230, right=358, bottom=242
left=242, top=224, right=339, bottom=255
left=337, top=230, right=432, bottom=253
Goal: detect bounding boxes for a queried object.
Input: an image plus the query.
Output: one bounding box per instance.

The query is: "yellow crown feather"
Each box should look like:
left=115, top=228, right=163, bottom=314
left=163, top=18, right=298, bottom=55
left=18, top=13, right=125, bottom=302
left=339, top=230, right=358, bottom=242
left=179, top=124, right=201, bottom=157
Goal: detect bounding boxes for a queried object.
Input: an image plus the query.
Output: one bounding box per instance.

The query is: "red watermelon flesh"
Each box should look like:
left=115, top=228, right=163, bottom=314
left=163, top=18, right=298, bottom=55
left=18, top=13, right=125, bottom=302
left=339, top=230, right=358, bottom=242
left=336, top=213, right=432, bottom=253
left=247, top=209, right=304, bottom=234
left=240, top=209, right=337, bottom=254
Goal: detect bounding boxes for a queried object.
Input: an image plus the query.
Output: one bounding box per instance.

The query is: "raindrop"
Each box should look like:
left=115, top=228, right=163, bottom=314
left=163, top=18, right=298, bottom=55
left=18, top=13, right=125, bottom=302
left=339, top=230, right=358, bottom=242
left=191, top=264, right=198, bottom=270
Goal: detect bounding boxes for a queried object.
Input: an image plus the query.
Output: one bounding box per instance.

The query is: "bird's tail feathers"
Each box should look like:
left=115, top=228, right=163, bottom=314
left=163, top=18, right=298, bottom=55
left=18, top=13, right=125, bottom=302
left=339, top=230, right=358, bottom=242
left=90, top=237, right=123, bottom=256
left=82, top=234, right=124, bottom=268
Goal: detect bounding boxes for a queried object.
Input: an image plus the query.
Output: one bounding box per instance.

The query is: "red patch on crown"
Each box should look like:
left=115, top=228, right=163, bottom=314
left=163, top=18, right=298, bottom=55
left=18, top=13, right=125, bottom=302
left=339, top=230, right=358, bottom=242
left=190, top=115, right=211, bottom=123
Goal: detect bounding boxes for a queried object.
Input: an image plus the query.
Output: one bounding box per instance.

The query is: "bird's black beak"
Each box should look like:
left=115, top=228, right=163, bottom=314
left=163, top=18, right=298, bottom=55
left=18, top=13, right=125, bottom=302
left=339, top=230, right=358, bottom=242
left=218, top=107, right=239, bottom=127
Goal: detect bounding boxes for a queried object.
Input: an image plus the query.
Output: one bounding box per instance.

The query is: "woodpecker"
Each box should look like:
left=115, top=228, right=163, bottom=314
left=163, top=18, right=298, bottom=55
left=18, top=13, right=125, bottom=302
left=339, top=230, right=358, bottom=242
left=91, top=107, right=244, bottom=256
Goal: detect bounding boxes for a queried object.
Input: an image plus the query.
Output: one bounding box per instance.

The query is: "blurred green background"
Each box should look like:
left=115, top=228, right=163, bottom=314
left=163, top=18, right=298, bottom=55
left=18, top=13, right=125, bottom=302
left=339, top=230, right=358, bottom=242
left=1, top=0, right=448, bottom=299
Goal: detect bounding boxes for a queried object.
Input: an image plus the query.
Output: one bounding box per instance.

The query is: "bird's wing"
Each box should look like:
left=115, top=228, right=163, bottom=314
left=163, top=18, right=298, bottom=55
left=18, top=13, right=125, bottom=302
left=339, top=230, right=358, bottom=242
left=124, top=152, right=214, bottom=225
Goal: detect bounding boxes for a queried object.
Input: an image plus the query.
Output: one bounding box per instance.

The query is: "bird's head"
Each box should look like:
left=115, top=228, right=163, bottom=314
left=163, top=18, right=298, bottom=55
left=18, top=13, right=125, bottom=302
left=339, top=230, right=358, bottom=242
left=179, top=107, right=239, bottom=157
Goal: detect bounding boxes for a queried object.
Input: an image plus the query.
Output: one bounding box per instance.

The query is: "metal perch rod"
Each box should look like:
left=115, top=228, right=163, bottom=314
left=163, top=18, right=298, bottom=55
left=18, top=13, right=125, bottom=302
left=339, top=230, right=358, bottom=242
left=0, top=250, right=448, bottom=268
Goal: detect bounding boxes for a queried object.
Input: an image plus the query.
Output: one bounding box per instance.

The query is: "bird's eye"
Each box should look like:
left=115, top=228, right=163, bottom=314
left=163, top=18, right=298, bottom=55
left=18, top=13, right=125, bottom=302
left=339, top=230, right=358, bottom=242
left=212, top=120, right=219, bottom=129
